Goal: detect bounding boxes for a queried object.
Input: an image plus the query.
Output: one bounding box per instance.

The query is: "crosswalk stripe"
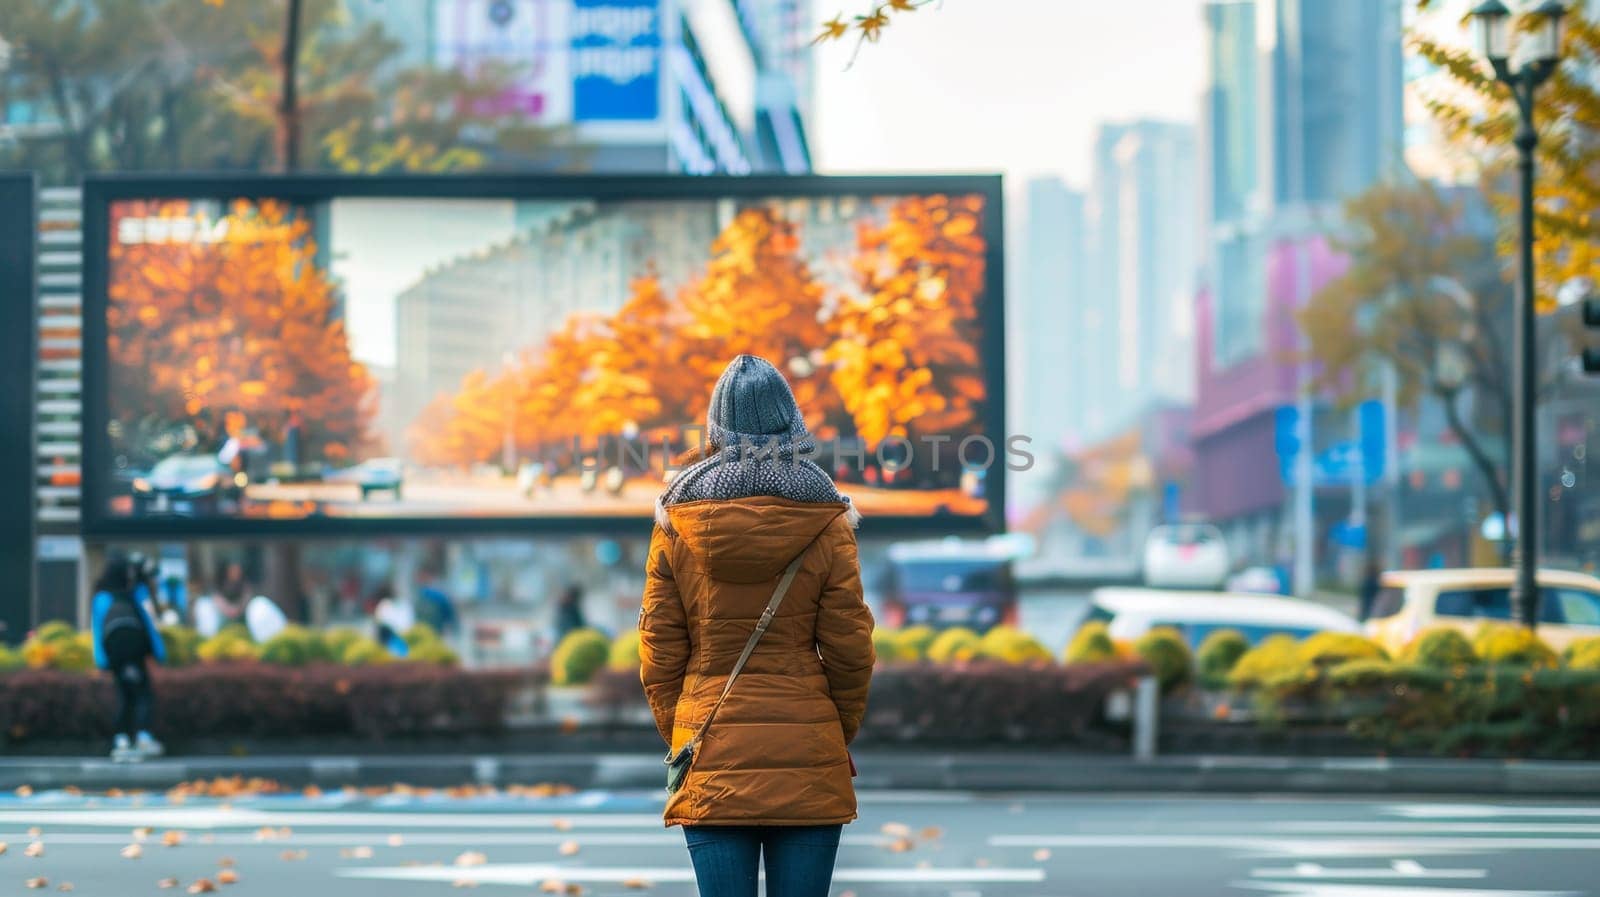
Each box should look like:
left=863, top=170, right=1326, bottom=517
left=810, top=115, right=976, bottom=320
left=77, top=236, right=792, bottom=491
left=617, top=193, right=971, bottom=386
left=338, top=864, right=1046, bottom=884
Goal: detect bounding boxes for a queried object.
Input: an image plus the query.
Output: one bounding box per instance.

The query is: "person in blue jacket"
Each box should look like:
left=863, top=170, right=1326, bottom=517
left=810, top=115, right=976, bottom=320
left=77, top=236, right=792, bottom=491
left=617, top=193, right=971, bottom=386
left=91, top=552, right=168, bottom=762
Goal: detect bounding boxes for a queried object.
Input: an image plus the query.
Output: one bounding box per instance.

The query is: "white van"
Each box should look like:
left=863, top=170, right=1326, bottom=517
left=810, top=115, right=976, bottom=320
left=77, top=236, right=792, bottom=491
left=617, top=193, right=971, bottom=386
left=1082, top=587, right=1362, bottom=647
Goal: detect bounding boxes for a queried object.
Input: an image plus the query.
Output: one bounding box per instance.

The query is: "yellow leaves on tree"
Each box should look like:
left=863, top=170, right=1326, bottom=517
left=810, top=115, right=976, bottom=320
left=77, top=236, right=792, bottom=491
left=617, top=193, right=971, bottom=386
left=1412, top=7, right=1600, bottom=311
left=827, top=194, right=987, bottom=448
left=107, top=199, right=375, bottom=462
left=679, top=207, right=843, bottom=440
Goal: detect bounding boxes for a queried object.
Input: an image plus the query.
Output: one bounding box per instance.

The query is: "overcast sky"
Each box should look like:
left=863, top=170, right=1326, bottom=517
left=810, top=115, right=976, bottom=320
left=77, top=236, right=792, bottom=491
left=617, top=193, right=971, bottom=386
left=810, top=0, right=1211, bottom=189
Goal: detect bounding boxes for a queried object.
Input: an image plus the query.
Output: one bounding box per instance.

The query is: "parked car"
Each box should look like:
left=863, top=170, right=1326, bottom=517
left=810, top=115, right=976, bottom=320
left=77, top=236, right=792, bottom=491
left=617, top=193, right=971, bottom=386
left=341, top=458, right=403, bottom=501
left=1226, top=566, right=1288, bottom=595
left=1081, top=587, right=1363, bottom=648
left=131, top=455, right=243, bottom=516
left=1364, top=567, right=1600, bottom=655
left=880, top=537, right=1029, bottom=633
left=1142, top=523, right=1230, bottom=590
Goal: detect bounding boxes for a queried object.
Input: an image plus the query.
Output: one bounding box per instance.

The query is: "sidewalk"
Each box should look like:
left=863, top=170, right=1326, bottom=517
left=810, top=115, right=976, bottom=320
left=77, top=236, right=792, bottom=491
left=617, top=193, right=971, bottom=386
left=5, top=751, right=1600, bottom=797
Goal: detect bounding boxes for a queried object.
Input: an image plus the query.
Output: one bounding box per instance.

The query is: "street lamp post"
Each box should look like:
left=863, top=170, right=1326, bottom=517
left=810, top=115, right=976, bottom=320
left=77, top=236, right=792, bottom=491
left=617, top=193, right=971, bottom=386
left=1469, top=0, right=1567, bottom=629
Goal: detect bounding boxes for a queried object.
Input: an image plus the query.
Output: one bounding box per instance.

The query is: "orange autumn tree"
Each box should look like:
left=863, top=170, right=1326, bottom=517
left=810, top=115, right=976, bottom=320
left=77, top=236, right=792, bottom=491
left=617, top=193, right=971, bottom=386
left=107, top=198, right=375, bottom=463
left=679, top=206, right=844, bottom=440
left=570, top=274, right=703, bottom=442
left=826, top=194, right=987, bottom=450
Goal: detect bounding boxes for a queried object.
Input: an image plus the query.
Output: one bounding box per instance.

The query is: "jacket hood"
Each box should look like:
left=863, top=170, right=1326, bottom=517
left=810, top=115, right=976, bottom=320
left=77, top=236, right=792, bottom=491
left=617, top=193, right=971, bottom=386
left=659, top=496, right=849, bottom=583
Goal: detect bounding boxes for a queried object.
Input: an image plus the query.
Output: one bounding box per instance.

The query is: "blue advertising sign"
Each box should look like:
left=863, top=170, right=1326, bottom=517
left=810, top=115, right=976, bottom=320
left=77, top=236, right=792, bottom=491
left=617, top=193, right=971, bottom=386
left=572, top=0, right=661, bottom=122
left=1358, top=398, right=1385, bottom=481
left=1274, top=405, right=1300, bottom=484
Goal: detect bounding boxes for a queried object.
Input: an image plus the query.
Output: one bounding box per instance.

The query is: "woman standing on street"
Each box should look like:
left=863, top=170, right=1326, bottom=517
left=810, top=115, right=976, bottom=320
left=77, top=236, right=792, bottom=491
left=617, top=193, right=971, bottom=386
left=638, top=355, right=875, bottom=897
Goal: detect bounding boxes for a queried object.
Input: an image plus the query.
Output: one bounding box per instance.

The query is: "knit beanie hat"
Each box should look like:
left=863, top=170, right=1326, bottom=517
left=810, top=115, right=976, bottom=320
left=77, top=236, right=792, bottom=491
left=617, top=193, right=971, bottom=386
left=705, top=355, right=809, bottom=448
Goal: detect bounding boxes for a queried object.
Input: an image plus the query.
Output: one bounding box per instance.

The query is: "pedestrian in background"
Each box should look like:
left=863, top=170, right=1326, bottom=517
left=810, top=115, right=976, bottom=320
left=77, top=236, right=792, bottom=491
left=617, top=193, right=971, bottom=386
left=417, top=565, right=459, bottom=636
left=639, top=355, right=874, bottom=897
left=1358, top=558, right=1383, bottom=621
left=554, top=584, right=586, bottom=643
left=90, top=552, right=167, bottom=762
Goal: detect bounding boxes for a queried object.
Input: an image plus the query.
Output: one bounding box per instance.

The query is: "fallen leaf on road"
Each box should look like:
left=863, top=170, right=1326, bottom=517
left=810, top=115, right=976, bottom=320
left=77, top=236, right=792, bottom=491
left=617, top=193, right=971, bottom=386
left=57, top=883, right=74, bottom=892
left=218, top=857, right=234, bottom=868
left=621, top=878, right=652, bottom=889
left=186, top=879, right=216, bottom=894
left=133, top=827, right=152, bottom=841
left=386, top=835, right=404, bottom=847
left=25, top=841, right=45, bottom=857
left=539, top=880, right=565, bottom=893
left=301, top=786, right=322, bottom=798
left=349, top=846, right=373, bottom=859
left=452, top=880, right=478, bottom=889
left=552, top=819, right=572, bottom=832
left=454, top=852, right=488, bottom=868
left=199, top=834, right=215, bottom=844
left=0, top=842, right=8, bottom=855
left=976, top=858, right=990, bottom=868
left=162, top=830, right=185, bottom=847
left=279, top=850, right=307, bottom=862
left=121, top=844, right=143, bottom=859
left=558, top=841, right=579, bottom=856
left=27, top=827, right=41, bottom=837
left=564, top=884, right=584, bottom=896
left=277, top=828, right=292, bottom=839
left=157, top=878, right=178, bottom=889
left=919, top=827, right=943, bottom=840
left=1033, top=848, right=1051, bottom=862
left=880, top=822, right=911, bottom=838
left=24, top=876, right=47, bottom=889
left=838, top=891, right=856, bottom=897
left=887, top=838, right=914, bottom=853
left=107, top=789, right=125, bottom=798
left=559, top=716, right=579, bottom=734
left=63, top=787, right=82, bottom=797
left=217, top=869, right=239, bottom=885
left=16, top=786, right=33, bottom=797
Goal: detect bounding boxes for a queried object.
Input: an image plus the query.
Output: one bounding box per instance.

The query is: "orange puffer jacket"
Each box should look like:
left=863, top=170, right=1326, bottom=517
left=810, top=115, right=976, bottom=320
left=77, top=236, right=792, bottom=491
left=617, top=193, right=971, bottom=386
left=638, top=495, right=875, bottom=827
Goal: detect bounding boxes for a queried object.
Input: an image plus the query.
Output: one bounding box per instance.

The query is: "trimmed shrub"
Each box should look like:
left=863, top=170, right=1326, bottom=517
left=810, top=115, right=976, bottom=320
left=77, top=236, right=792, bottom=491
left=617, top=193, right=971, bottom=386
left=403, top=624, right=442, bottom=649
left=33, top=620, right=77, bottom=644
left=1566, top=636, right=1600, bottom=671
left=926, top=627, right=981, bottom=664
left=1474, top=623, right=1558, bottom=668
left=54, top=633, right=96, bottom=673
left=894, top=625, right=938, bottom=660
left=218, top=622, right=253, bottom=643
left=1298, top=632, right=1388, bottom=667
left=198, top=631, right=260, bottom=664
left=340, top=639, right=392, bottom=667
left=1228, top=634, right=1306, bottom=689
left=976, top=626, right=1052, bottom=665
left=859, top=659, right=1150, bottom=745
left=1402, top=628, right=1477, bottom=669
left=872, top=627, right=907, bottom=663
left=607, top=629, right=642, bottom=671
left=551, top=628, right=611, bottom=685
left=405, top=640, right=460, bottom=666
left=1196, top=629, right=1250, bottom=687
left=1063, top=621, right=1116, bottom=665
left=1134, top=627, right=1191, bottom=691
left=321, top=628, right=364, bottom=660
left=259, top=625, right=316, bottom=667
left=0, top=644, right=23, bottom=671
left=159, top=625, right=202, bottom=667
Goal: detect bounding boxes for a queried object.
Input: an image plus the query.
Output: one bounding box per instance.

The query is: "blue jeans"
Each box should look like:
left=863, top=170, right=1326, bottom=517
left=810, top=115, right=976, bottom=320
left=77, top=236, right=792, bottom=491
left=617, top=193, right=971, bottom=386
left=682, top=824, right=843, bottom=897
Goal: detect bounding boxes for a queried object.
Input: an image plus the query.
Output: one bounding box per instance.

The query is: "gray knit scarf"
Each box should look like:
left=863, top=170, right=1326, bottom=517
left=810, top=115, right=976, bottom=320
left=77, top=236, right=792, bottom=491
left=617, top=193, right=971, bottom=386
left=654, top=436, right=859, bottom=534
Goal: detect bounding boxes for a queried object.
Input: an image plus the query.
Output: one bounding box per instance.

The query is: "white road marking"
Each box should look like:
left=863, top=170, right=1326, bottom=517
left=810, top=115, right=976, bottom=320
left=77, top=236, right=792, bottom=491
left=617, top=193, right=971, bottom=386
left=1249, top=860, right=1486, bottom=880
left=1385, top=804, right=1600, bottom=820
left=0, top=830, right=894, bottom=848
left=338, top=864, right=1046, bottom=885
left=1232, top=884, right=1578, bottom=897
left=989, top=834, right=1600, bottom=856
left=1282, top=822, right=1600, bottom=835
left=0, top=808, right=665, bottom=829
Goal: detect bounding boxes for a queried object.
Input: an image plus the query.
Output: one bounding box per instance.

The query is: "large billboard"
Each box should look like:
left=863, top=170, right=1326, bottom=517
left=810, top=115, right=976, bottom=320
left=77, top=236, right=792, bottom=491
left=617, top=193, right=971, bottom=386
left=83, top=174, right=1005, bottom=537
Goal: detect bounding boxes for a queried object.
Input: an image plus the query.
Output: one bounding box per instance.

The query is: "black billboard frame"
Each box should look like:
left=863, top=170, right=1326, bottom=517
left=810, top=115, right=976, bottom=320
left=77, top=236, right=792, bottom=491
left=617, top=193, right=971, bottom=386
left=81, top=172, right=1006, bottom=540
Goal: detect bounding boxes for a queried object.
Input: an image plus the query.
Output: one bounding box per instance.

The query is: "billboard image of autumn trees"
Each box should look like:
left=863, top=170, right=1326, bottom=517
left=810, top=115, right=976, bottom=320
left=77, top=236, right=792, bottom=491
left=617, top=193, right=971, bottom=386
left=99, top=188, right=993, bottom=524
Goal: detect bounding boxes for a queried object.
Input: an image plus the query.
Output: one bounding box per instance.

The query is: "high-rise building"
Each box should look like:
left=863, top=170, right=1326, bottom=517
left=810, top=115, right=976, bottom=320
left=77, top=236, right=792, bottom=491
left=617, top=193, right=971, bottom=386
left=1085, top=121, right=1199, bottom=440
left=344, top=0, right=810, bottom=175
left=1020, top=178, right=1088, bottom=456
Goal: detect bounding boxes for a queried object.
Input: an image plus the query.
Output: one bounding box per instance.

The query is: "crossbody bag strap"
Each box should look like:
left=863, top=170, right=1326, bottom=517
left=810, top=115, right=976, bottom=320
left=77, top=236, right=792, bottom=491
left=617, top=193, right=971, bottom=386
left=689, top=548, right=808, bottom=748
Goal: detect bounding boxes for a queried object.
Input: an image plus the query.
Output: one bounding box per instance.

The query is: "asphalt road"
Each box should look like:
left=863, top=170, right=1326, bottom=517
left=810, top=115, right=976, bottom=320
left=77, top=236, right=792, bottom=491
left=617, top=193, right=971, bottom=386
left=3, top=788, right=1597, bottom=896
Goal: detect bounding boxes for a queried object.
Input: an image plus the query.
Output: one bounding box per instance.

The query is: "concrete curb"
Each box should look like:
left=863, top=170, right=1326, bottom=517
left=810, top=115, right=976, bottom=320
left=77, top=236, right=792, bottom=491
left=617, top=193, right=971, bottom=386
left=6, top=752, right=1600, bottom=796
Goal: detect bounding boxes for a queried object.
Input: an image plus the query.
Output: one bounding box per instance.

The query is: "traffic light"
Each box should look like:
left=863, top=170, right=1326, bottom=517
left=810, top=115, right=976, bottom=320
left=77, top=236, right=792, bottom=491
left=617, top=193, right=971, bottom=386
left=1586, top=295, right=1600, bottom=375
